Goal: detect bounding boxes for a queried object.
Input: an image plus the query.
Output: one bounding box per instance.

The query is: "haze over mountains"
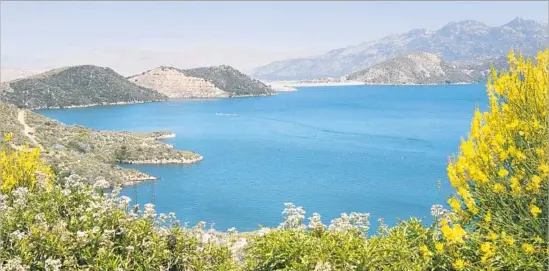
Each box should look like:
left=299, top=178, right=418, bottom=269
left=252, top=17, right=548, bottom=80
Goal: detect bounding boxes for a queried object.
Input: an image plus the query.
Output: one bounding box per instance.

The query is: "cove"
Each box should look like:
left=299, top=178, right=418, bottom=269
left=38, top=84, right=488, bottom=231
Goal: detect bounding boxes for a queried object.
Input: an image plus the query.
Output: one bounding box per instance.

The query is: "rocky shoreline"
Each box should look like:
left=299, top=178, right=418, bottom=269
left=30, top=100, right=163, bottom=110
left=121, top=155, right=204, bottom=165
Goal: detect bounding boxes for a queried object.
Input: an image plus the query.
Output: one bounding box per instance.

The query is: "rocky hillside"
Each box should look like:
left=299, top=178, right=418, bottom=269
left=0, top=102, right=202, bottom=186
left=127, top=66, right=230, bottom=99
left=0, top=65, right=167, bottom=109
left=253, top=17, right=547, bottom=80
left=346, top=52, right=473, bottom=85
left=181, top=65, right=275, bottom=97
left=454, top=56, right=509, bottom=83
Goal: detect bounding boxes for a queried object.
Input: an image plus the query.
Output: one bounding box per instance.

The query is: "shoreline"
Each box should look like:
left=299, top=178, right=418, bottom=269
left=31, top=100, right=166, bottom=110
left=262, top=80, right=479, bottom=88
left=120, top=155, right=203, bottom=187
left=33, top=93, right=277, bottom=110
left=121, top=155, right=204, bottom=165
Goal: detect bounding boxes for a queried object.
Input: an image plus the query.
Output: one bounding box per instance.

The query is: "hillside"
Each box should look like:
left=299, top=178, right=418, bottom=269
left=0, top=65, right=167, bottom=109
left=0, top=102, right=202, bottom=186
left=127, top=66, right=231, bottom=98
left=181, top=65, right=275, bottom=97
left=252, top=17, right=547, bottom=80
left=454, top=56, right=509, bottom=82
left=346, top=52, right=473, bottom=85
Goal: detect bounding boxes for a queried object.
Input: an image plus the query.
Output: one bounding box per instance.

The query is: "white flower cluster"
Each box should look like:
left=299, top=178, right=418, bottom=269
left=230, top=238, right=248, bottom=264
left=11, top=230, right=27, bottom=240
left=0, top=193, right=6, bottom=212
left=2, top=257, right=30, bottom=271
left=430, top=204, right=454, bottom=221
left=12, top=187, right=29, bottom=208
left=328, top=212, right=371, bottom=236
left=257, top=227, right=272, bottom=237
left=314, top=261, right=334, bottom=271
left=45, top=258, right=62, bottom=271
left=308, top=212, right=326, bottom=231
left=93, top=176, right=110, bottom=189
left=65, top=174, right=86, bottom=190
left=279, top=202, right=306, bottom=230
left=143, top=203, right=157, bottom=219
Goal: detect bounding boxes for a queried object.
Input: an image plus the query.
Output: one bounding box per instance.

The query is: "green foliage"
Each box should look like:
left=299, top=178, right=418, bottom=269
left=180, top=65, right=275, bottom=97
left=0, top=176, right=237, bottom=270
left=114, top=145, right=129, bottom=162
left=0, top=65, right=167, bottom=109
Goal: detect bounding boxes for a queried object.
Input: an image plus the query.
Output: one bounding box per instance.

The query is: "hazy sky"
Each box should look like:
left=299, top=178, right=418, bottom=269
left=1, top=1, right=547, bottom=75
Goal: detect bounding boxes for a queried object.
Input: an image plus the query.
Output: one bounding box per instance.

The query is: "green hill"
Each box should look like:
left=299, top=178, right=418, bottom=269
left=180, top=65, right=275, bottom=97
left=0, top=65, right=167, bottom=109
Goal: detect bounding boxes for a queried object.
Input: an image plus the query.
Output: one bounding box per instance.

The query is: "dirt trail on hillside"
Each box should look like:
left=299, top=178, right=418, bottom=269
left=17, top=109, right=43, bottom=150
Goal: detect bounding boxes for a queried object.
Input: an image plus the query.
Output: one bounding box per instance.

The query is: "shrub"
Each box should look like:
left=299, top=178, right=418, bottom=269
left=0, top=134, right=54, bottom=193
left=445, top=49, right=548, bottom=270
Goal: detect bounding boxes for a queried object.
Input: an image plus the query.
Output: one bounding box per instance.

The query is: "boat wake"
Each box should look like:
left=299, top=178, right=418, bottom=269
left=215, top=113, right=239, bottom=116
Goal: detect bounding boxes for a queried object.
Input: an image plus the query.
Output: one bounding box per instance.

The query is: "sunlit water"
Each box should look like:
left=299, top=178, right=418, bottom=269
left=38, top=84, right=488, bottom=231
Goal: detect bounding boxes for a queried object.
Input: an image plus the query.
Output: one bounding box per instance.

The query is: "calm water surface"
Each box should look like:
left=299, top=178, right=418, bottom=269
left=39, top=84, right=488, bottom=231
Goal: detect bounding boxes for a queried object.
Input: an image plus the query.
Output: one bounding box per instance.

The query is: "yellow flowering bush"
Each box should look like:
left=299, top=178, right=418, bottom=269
left=446, top=49, right=548, bottom=269
left=0, top=134, right=54, bottom=193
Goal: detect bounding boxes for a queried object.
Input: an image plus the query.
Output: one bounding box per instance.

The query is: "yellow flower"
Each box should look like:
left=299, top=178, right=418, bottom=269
left=492, top=183, right=505, bottom=193
left=515, top=150, right=526, bottom=160
left=441, top=222, right=466, bottom=244
left=530, top=204, right=542, bottom=218
left=526, top=175, right=542, bottom=193
left=501, top=232, right=515, bottom=246
left=498, top=168, right=509, bottom=178
left=419, top=245, right=433, bottom=258
left=538, top=164, right=549, bottom=175
left=453, top=259, right=466, bottom=270
left=484, top=212, right=492, bottom=224
left=448, top=198, right=461, bottom=212
left=522, top=243, right=535, bottom=254
left=487, top=231, right=497, bottom=240
left=435, top=242, right=444, bottom=253
left=4, top=133, right=13, bottom=142
left=510, top=177, right=521, bottom=195
left=481, top=242, right=493, bottom=255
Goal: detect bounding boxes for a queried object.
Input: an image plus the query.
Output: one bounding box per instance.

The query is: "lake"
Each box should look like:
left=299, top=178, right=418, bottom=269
left=38, top=84, right=488, bottom=231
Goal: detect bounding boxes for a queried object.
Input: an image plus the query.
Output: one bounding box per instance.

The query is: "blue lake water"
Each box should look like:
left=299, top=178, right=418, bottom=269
left=38, top=84, right=488, bottom=231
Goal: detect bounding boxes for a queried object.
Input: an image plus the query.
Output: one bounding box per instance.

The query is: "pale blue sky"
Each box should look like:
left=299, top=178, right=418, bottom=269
left=1, top=1, right=547, bottom=74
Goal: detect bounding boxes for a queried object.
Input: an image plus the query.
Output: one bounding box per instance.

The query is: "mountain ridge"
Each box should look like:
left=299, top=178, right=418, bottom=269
left=346, top=52, right=473, bottom=85
left=252, top=17, right=547, bottom=80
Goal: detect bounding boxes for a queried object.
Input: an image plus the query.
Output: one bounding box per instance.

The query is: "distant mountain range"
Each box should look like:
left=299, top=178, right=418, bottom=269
left=252, top=17, right=547, bottom=80
left=347, top=52, right=473, bottom=85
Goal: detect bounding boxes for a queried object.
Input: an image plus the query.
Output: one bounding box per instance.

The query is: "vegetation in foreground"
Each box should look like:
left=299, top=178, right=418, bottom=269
left=0, top=50, right=547, bottom=270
